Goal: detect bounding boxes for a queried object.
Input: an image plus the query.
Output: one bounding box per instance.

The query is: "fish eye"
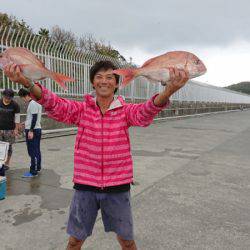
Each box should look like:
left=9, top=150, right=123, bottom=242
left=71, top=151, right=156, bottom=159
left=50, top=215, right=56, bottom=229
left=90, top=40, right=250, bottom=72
left=195, top=59, right=200, bottom=65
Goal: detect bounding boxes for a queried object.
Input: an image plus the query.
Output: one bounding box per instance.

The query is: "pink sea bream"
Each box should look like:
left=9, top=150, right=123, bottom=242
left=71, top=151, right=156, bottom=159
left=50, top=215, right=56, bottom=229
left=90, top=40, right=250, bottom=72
left=0, top=47, right=74, bottom=90
left=113, top=51, right=207, bottom=88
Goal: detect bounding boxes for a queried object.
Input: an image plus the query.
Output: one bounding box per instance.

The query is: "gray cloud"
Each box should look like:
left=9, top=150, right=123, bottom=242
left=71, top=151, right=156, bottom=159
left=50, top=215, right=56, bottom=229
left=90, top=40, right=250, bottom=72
left=1, top=0, right=250, bottom=53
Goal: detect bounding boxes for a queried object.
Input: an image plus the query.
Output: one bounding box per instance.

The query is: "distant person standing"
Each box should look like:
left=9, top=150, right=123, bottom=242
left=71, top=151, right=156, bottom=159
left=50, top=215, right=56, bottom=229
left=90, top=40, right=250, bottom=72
left=18, top=88, right=42, bottom=178
left=0, top=89, right=20, bottom=171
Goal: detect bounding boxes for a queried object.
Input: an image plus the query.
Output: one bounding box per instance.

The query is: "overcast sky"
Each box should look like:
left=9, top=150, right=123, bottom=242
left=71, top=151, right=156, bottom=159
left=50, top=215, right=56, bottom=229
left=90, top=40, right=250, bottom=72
left=1, top=0, right=250, bottom=87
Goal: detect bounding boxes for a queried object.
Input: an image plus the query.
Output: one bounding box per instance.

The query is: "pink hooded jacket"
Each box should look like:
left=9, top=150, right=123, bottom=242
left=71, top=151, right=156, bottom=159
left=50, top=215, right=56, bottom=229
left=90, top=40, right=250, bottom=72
left=36, top=84, right=169, bottom=188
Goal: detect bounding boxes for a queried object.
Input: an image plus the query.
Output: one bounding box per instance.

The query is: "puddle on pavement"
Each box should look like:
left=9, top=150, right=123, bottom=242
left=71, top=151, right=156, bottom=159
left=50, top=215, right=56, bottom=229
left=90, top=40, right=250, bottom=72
left=12, top=207, right=43, bottom=226
left=6, top=168, right=73, bottom=210
left=3, top=168, right=73, bottom=226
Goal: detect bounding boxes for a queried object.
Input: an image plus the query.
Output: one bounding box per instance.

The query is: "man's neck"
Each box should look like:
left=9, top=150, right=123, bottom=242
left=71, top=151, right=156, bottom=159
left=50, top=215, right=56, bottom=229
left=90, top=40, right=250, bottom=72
left=96, top=95, right=114, bottom=114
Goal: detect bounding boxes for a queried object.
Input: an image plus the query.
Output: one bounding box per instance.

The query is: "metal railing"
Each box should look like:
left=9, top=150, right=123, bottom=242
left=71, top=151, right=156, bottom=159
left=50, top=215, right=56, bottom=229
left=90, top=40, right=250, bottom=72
left=1, top=25, right=250, bottom=103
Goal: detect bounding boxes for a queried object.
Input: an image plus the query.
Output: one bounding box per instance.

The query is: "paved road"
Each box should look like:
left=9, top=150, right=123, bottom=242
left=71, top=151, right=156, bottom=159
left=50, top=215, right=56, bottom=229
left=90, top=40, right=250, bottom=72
left=1, top=110, right=250, bottom=250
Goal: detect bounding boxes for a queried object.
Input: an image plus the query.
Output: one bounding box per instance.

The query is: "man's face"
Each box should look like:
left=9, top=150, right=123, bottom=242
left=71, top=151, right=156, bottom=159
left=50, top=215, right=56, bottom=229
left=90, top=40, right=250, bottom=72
left=2, top=95, right=12, bottom=104
left=92, top=69, right=118, bottom=98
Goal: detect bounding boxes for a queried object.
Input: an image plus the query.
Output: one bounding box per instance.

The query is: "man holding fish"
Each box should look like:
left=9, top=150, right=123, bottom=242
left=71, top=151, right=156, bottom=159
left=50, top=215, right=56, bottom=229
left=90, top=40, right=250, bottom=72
left=2, top=47, right=206, bottom=250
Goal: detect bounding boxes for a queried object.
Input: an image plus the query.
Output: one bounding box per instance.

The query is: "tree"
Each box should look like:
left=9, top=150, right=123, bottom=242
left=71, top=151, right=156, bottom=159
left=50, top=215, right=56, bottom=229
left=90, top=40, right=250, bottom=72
left=0, top=13, right=32, bottom=49
left=78, top=34, right=127, bottom=62
left=38, top=28, right=49, bottom=38
left=79, top=33, right=97, bottom=51
left=0, top=13, right=11, bottom=26
left=0, top=12, right=31, bottom=32
left=51, top=25, right=76, bottom=46
left=226, top=82, right=250, bottom=95
left=0, top=13, right=128, bottom=63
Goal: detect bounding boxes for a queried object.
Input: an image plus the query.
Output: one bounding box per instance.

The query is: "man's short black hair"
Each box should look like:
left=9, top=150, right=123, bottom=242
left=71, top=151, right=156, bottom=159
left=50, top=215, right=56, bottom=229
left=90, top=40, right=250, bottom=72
left=90, top=60, right=119, bottom=83
left=90, top=61, right=120, bottom=94
left=2, top=88, right=14, bottom=98
left=18, top=88, right=30, bottom=97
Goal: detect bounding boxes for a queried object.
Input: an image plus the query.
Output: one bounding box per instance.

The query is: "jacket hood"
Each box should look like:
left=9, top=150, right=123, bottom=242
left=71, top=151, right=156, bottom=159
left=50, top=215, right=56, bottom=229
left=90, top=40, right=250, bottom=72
left=83, top=91, right=126, bottom=111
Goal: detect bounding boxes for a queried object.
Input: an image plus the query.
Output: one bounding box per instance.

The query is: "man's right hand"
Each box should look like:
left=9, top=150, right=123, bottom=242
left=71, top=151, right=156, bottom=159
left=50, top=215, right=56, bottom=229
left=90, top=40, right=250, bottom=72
left=4, top=63, right=42, bottom=100
left=3, top=63, right=31, bottom=88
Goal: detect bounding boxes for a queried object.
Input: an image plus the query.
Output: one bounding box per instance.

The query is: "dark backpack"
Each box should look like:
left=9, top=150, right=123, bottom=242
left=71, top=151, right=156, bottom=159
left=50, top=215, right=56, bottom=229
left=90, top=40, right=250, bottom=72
left=0, top=165, right=5, bottom=176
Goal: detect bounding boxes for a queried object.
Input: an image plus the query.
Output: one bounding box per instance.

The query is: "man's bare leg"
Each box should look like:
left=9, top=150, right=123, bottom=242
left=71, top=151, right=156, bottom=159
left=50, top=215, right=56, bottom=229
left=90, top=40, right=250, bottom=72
left=66, top=236, right=84, bottom=250
left=117, top=235, right=137, bottom=250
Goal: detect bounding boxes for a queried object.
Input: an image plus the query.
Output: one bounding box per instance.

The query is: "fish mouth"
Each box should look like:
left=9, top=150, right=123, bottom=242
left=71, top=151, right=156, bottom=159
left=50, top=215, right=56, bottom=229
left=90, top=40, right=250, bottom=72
left=197, top=63, right=207, bottom=77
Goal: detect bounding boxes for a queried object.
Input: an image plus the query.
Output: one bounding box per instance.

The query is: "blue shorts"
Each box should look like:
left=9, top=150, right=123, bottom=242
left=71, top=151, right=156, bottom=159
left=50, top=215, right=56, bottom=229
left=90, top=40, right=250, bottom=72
left=67, top=190, right=134, bottom=241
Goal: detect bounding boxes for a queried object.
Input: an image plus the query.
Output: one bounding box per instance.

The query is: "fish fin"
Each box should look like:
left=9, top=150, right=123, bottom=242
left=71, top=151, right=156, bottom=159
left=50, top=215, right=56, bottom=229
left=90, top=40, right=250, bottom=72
left=113, top=68, right=136, bottom=88
left=50, top=72, right=75, bottom=90
left=141, top=58, right=156, bottom=67
left=141, top=52, right=172, bottom=68
left=141, top=53, right=165, bottom=67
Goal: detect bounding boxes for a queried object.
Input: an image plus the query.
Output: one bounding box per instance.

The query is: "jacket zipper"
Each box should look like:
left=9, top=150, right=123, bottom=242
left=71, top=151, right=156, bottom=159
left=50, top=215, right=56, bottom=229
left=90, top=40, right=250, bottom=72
left=101, top=114, right=104, bottom=189
left=76, top=129, right=83, bottom=151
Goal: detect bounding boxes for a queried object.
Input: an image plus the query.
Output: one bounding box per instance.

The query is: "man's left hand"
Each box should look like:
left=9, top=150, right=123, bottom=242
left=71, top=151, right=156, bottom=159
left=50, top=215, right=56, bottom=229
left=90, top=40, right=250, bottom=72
left=153, top=67, right=189, bottom=107
left=28, top=131, right=34, bottom=140
left=164, top=67, right=189, bottom=97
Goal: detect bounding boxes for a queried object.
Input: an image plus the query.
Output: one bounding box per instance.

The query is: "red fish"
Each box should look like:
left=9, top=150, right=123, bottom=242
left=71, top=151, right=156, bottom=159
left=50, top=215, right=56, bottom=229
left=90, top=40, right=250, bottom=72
left=0, top=47, right=74, bottom=90
left=113, top=51, right=206, bottom=88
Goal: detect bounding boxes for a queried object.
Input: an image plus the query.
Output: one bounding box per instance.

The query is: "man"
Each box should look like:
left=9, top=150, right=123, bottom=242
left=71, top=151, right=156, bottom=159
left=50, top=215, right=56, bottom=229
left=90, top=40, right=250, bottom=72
left=0, top=88, right=20, bottom=171
left=4, top=61, right=188, bottom=250
left=18, top=88, right=42, bottom=178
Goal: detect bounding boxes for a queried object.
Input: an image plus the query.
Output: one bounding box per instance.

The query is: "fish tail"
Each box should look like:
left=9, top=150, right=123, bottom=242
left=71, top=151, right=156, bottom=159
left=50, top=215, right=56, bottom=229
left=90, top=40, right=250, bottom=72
left=50, top=72, right=75, bottom=90
left=113, top=68, right=136, bottom=88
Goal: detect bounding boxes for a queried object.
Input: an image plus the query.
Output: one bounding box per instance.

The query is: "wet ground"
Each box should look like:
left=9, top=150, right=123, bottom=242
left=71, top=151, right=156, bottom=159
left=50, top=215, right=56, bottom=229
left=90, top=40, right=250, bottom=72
left=1, top=110, right=250, bottom=249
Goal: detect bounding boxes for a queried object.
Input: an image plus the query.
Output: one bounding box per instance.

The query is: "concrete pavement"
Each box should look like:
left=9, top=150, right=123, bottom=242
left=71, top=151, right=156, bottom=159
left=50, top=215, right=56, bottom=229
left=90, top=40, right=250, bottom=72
left=1, top=110, right=250, bottom=250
